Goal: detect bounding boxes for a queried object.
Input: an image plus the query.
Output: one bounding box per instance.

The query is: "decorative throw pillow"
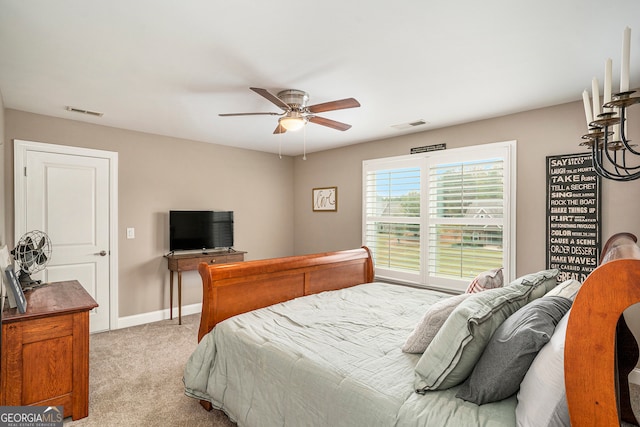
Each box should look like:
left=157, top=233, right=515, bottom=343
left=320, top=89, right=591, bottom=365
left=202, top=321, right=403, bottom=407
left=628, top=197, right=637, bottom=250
left=414, top=269, right=559, bottom=392
left=545, top=279, right=581, bottom=300
left=515, top=310, right=572, bottom=427
left=402, top=293, right=471, bottom=353
left=455, top=295, right=573, bottom=404
left=465, top=267, right=504, bottom=293
left=527, top=272, right=560, bottom=302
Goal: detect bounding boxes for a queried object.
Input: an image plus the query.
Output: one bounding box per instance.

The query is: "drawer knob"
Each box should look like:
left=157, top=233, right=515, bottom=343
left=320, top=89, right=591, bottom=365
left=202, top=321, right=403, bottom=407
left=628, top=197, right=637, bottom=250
left=210, top=259, right=216, bottom=264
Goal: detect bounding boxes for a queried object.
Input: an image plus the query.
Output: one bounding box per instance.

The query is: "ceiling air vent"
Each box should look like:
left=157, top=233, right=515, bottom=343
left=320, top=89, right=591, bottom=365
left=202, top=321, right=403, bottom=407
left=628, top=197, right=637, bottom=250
left=391, top=119, right=428, bottom=130
left=65, top=106, right=104, bottom=117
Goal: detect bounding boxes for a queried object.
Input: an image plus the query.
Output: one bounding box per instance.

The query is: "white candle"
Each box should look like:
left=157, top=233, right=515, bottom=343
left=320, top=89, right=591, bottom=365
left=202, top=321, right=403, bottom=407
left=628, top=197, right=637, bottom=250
left=604, top=58, right=612, bottom=109
left=582, top=89, right=593, bottom=127
left=592, top=77, right=600, bottom=119
left=621, top=26, right=631, bottom=92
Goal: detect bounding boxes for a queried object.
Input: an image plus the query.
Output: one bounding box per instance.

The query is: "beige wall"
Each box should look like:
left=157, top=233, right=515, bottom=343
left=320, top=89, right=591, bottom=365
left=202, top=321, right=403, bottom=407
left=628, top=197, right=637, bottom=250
left=0, top=91, right=4, bottom=246
left=4, top=109, right=295, bottom=318
left=293, top=98, right=640, bottom=278
left=3, top=96, right=640, bottom=323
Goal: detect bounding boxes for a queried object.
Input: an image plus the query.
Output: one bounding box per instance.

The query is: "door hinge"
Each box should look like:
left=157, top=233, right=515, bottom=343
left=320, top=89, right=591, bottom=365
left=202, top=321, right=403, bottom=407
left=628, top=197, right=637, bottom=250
left=24, top=167, right=27, bottom=177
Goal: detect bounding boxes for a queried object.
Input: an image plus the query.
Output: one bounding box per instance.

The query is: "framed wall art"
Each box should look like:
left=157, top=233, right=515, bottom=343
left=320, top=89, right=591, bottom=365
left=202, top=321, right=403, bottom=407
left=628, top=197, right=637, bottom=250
left=545, top=152, right=600, bottom=282
left=312, top=187, right=337, bottom=212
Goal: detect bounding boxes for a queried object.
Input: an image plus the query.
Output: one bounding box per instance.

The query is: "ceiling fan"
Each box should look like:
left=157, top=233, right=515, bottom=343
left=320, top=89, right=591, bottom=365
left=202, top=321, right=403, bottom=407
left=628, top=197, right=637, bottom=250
left=219, top=87, right=360, bottom=134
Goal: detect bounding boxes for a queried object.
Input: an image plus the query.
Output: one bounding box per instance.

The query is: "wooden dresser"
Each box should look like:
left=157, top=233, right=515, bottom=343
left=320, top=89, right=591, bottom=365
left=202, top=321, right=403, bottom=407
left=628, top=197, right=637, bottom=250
left=1, top=280, right=98, bottom=420
left=166, top=250, right=246, bottom=324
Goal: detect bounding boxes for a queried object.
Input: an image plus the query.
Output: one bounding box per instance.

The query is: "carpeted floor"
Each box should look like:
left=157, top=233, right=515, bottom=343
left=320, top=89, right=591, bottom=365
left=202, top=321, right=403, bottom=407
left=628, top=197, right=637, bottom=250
left=64, top=314, right=235, bottom=426
left=64, top=313, right=640, bottom=427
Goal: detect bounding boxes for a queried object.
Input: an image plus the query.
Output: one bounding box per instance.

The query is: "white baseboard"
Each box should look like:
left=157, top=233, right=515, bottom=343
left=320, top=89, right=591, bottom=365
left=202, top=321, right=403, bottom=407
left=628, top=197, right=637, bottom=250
left=115, top=303, right=202, bottom=330
left=629, top=368, right=640, bottom=386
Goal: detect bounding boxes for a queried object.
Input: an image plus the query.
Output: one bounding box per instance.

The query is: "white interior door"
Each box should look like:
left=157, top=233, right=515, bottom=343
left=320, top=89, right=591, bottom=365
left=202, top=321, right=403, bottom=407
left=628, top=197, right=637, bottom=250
left=14, top=140, right=118, bottom=333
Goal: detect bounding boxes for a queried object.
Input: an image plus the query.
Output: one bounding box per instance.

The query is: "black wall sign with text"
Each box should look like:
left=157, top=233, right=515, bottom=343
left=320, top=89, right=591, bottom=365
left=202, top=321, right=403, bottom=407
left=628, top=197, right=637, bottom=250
left=410, top=143, right=446, bottom=154
left=546, top=153, right=601, bottom=282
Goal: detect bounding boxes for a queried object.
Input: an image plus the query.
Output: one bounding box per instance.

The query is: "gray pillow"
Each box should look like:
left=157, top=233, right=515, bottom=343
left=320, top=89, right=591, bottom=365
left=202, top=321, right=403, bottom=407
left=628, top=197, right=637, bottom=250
left=455, top=295, right=572, bottom=404
left=402, top=293, right=471, bottom=353
left=414, top=269, right=559, bottom=391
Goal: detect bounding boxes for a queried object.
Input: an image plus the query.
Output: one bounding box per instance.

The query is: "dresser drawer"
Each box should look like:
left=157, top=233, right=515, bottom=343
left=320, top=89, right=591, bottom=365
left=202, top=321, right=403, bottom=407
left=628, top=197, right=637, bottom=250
left=204, top=255, right=228, bottom=265
left=21, top=313, right=73, bottom=343
left=171, top=254, right=236, bottom=270
left=226, top=253, right=244, bottom=263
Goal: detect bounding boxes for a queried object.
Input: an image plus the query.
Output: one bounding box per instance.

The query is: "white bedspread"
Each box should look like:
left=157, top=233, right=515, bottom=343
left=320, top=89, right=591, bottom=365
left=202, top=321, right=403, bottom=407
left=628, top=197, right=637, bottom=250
left=184, top=282, right=516, bottom=426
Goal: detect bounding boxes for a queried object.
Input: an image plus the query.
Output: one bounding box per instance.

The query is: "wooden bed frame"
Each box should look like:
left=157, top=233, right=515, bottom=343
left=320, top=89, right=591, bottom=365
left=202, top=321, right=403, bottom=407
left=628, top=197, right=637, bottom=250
left=197, top=234, right=640, bottom=425
left=197, top=246, right=374, bottom=341
left=565, top=232, right=640, bottom=426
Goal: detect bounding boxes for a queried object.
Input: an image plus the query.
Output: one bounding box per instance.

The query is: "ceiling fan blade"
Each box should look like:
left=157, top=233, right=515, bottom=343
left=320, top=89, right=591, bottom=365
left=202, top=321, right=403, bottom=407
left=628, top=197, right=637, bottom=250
left=250, top=87, right=290, bottom=111
left=219, top=112, right=281, bottom=117
left=308, top=116, right=352, bottom=131
left=307, top=98, right=360, bottom=114
left=273, top=123, right=287, bottom=134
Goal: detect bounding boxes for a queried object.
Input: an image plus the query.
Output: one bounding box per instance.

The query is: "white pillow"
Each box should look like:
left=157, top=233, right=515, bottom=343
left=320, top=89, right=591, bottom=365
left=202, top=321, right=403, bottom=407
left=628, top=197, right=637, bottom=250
left=516, top=310, right=571, bottom=427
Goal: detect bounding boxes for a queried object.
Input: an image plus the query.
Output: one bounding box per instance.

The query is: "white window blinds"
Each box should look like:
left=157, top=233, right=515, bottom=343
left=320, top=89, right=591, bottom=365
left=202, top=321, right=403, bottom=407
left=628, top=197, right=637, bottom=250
left=426, top=158, right=505, bottom=286
left=362, top=141, right=515, bottom=291
left=363, top=159, right=423, bottom=284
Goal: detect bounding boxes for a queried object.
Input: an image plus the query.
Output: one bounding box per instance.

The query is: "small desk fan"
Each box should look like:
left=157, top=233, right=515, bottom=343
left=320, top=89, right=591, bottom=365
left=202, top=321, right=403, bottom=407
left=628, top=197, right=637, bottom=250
left=11, top=230, right=52, bottom=288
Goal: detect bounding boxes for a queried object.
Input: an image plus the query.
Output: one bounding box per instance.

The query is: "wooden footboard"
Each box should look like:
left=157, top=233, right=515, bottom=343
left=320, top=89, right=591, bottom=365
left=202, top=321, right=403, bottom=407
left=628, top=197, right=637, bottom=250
left=565, top=233, right=640, bottom=426
left=197, top=247, right=374, bottom=341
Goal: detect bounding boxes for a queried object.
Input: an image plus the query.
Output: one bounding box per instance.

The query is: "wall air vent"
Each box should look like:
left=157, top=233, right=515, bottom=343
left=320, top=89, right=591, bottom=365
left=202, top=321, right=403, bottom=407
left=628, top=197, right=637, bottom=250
left=391, top=119, right=429, bottom=130
left=65, top=106, right=104, bottom=117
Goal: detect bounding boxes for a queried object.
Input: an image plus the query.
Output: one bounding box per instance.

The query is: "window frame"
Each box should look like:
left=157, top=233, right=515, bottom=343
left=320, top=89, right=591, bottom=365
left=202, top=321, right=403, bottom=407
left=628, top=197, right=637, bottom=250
left=362, top=141, right=516, bottom=292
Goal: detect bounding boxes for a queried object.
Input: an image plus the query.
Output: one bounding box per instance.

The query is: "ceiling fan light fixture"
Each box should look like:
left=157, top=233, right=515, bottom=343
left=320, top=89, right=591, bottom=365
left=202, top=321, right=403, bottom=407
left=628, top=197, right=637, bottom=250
left=221, top=87, right=360, bottom=135
left=279, top=113, right=307, bottom=131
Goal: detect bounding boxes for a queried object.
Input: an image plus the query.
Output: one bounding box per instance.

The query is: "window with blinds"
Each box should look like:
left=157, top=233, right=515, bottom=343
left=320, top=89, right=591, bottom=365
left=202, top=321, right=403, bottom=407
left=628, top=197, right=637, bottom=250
left=362, top=141, right=515, bottom=291
left=363, top=165, right=422, bottom=283
left=427, top=158, right=505, bottom=285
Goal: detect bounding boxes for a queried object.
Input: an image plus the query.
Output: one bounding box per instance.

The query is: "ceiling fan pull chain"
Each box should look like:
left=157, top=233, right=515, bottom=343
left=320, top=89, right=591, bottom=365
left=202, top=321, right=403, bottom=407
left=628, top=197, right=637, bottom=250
left=303, top=125, right=307, bottom=160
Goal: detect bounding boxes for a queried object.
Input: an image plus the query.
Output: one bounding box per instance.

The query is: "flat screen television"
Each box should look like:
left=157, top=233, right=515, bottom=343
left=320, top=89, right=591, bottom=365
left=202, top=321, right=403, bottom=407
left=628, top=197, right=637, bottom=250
left=169, top=210, right=234, bottom=252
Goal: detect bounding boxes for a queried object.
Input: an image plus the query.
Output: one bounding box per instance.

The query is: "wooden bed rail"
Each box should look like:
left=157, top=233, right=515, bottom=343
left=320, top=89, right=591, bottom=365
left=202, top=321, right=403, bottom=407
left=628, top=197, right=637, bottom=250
left=197, top=247, right=374, bottom=342
left=565, top=232, right=640, bottom=426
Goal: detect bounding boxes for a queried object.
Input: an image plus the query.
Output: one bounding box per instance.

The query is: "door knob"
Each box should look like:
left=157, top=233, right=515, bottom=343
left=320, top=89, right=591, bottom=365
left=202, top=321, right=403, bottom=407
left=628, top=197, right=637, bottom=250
left=95, top=250, right=107, bottom=256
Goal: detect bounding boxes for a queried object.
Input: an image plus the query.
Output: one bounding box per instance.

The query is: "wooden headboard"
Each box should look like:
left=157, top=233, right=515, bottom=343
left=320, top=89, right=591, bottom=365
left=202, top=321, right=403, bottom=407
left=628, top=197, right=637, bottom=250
left=197, top=247, right=374, bottom=341
left=565, top=232, right=640, bottom=425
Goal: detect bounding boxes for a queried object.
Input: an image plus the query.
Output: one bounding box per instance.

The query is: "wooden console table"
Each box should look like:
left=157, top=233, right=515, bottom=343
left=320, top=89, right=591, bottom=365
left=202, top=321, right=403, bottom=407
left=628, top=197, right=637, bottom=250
left=165, top=250, right=246, bottom=324
left=1, top=280, right=98, bottom=420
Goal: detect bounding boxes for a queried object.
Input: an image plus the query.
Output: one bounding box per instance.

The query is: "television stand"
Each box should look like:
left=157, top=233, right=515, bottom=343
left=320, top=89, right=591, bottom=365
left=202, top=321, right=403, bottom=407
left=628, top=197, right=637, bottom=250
left=165, top=250, right=246, bottom=324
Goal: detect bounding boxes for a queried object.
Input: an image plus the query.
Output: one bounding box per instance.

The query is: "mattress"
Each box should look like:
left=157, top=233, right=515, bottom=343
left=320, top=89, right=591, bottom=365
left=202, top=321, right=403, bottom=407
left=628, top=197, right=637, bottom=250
left=183, top=282, right=516, bottom=426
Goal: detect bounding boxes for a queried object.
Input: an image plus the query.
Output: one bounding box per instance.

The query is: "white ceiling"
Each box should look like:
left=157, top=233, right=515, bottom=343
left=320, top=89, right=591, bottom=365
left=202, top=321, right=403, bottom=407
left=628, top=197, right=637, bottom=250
left=1, top=0, right=639, bottom=156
